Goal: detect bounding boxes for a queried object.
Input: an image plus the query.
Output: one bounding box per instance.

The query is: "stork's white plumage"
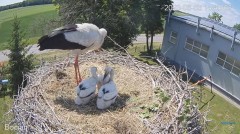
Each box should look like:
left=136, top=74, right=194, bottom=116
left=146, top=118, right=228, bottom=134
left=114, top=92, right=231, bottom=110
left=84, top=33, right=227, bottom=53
left=38, top=23, right=107, bottom=84
left=75, top=67, right=98, bottom=105
left=97, top=67, right=118, bottom=109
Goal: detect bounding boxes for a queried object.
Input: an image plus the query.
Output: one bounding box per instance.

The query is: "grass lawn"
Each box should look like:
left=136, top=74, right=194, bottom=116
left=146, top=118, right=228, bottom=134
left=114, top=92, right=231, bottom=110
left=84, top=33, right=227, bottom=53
left=0, top=4, right=58, bottom=50
left=0, top=5, right=56, bottom=23
left=194, top=86, right=240, bottom=134
left=0, top=91, right=13, bottom=134
left=127, top=43, right=161, bottom=65
left=33, top=50, right=70, bottom=66
left=173, top=10, right=191, bottom=16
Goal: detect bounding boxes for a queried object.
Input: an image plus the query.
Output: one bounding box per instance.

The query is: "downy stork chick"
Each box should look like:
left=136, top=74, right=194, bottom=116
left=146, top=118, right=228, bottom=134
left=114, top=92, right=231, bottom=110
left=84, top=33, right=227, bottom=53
left=75, top=67, right=98, bottom=105
left=97, top=67, right=118, bottom=109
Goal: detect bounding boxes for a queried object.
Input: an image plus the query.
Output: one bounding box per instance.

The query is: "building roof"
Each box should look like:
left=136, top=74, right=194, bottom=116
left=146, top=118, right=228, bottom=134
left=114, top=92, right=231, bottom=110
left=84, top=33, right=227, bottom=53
left=171, top=15, right=240, bottom=43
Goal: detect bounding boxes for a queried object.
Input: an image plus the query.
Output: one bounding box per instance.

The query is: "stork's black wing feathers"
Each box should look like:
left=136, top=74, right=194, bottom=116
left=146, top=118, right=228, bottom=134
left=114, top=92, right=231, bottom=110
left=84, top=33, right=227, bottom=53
left=48, top=24, right=78, bottom=37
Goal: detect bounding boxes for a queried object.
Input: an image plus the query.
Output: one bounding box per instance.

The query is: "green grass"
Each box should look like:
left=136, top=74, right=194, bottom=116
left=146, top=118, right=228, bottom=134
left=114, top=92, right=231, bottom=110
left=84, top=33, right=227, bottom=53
left=0, top=91, right=13, bottom=134
left=0, top=4, right=58, bottom=50
left=127, top=43, right=161, bottom=65
left=173, top=10, right=191, bottom=16
left=0, top=5, right=56, bottom=24
left=193, top=86, right=240, bottom=134
left=33, top=50, right=70, bottom=66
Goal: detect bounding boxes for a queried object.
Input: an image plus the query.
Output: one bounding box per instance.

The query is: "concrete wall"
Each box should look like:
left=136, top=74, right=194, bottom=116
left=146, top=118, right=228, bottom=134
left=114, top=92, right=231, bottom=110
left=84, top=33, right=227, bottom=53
left=161, top=17, right=240, bottom=101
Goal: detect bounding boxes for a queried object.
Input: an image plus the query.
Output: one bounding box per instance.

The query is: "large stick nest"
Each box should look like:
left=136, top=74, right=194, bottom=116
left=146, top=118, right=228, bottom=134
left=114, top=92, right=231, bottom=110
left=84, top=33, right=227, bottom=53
left=6, top=50, right=206, bottom=134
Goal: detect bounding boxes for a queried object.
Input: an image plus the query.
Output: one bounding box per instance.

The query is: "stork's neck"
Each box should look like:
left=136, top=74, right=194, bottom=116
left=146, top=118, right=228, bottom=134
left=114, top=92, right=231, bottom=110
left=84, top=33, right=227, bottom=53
left=109, top=70, right=114, bottom=81
left=98, top=28, right=107, bottom=48
left=91, top=71, right=98, bottom=79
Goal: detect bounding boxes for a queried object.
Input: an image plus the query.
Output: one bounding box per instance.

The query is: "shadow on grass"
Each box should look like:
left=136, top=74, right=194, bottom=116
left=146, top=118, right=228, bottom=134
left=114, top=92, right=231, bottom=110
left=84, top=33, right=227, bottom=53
left=53, top=93, right=130, bottom=115
left=0, top=90, right=12, bottom=99
left=131, top=51, right=159, bottom=65
left=199, top=91, right=215, bottom=110
left=139, top=50, right=158, bottom=57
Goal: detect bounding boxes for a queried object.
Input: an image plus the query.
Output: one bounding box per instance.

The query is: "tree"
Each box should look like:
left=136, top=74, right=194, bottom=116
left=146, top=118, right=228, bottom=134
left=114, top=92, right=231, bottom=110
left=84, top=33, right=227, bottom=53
left=208, top=12, right=222, bottom=22
left=8, top=16, right=34, bottom=95
left=141, top=0, right=172, bottom=54
left=233, top=23, right=240, bottom=31
left=54, top=0, right=142, bottom=49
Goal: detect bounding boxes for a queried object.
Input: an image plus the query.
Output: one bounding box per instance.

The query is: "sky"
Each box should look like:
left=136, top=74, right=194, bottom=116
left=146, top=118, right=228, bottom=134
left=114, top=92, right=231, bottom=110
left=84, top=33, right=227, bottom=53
left=1, top=0, right=240, bottom=26
left=172, top=0, right=240, bottom=26
left=0, top=0, right=23, bottom=6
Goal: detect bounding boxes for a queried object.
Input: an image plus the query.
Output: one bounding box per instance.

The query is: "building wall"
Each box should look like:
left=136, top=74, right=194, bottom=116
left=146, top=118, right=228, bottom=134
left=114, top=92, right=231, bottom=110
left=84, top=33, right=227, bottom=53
left=161, top=17, right=240, bottom=101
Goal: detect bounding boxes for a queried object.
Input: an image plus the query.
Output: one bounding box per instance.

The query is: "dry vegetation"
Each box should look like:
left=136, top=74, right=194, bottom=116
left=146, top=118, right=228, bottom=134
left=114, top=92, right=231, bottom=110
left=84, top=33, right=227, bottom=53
left=5, top=50, right=208, bottom=134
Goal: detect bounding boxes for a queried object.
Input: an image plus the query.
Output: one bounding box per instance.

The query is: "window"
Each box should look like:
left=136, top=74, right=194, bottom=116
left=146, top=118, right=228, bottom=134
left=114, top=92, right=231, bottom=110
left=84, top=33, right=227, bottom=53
left=216, top=51, right=240, bottom=76
left=184, top=37, right=209, bottom=58
left=169, top=31, right=177, bottom=44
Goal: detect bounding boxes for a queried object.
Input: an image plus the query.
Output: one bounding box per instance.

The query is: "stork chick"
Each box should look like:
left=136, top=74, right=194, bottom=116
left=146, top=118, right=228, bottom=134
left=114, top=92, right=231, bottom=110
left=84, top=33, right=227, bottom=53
left=75, top=67, right=98, bottom=105
left=97, top=67, right=118, bottom=109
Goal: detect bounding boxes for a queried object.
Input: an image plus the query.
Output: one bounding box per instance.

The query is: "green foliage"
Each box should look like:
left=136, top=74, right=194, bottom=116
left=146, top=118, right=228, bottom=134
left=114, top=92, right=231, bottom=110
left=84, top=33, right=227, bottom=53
left=141, top=0, right=172, bottom=54
left=177, top=99, right=191, bottom=127
left=140, top=88, right=170, bottom=119
left=140, top=103, right=159, bottom=119
left=154, top=87, right=170, bottom=103
left=55, top=0, right=143, bottom=49
left=208, top=12, right=222, bottom=22
left=7, top=16, right=34, bottom=95
left=233, top=23, right=240, bottom=31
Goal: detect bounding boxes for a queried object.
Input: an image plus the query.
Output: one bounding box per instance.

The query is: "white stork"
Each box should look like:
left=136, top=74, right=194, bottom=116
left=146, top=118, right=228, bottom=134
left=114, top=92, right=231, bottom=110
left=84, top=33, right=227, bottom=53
left=38, top=23, right=107, bottom=84
left=97, top=67, right=118, bottom=109
left=75, top=67, right=98, bottom=105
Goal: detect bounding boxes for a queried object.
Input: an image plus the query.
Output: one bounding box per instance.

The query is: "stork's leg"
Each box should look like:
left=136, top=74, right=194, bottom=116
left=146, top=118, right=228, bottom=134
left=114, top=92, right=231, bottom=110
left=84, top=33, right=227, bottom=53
left=77, top=62, right=82, bottom=83
left=74, top=55, right=82, bottom=85
left=74, top=56, right=79, bottom=85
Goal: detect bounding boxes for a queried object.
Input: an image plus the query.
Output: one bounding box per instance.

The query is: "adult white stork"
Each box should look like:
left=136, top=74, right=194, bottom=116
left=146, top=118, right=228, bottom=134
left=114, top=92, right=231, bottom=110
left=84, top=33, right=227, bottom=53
left=75, top=67, right=98, bottom=105
left=97, top=67, right=118, bottom=109
left=38, top=23, right=107, bottom=84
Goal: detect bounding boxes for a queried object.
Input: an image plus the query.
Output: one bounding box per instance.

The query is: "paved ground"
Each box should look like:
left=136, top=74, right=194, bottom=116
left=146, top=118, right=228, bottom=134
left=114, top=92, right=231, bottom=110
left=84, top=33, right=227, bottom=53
left=133, top=34, right=163, bottom=43
left=0, top=34, right=164, bottom=62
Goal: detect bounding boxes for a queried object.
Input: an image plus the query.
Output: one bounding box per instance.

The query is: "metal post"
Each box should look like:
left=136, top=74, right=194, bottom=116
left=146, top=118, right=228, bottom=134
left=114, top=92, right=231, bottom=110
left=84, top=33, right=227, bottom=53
left=231, top=31, right=237, bottom=50
left=210, top=26, right=214, bottom=40
left=167, top=10, right=171, bottom=23
left=209, top=75, right=213, bottom=94
left=196, top=17, right=201, bottom=33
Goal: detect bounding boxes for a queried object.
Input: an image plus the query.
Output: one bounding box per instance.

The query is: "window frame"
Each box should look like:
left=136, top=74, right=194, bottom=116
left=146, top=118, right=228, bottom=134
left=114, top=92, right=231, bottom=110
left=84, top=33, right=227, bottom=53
left=184, top=37, right=209, bottom=59
left=169, top=31, right=178, bottom=45
left=216, top=51, right=240, bottom=77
